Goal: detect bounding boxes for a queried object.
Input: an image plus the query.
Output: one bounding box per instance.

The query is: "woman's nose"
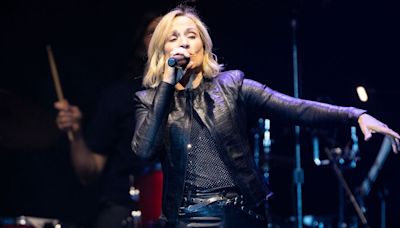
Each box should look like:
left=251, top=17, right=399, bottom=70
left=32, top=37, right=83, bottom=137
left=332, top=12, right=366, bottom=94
left=179, top=37, right=189, bottom=48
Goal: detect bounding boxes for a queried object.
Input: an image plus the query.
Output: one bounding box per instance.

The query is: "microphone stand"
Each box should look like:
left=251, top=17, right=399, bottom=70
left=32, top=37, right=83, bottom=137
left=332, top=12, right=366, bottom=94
left=290, top=11, right=304, bottom=228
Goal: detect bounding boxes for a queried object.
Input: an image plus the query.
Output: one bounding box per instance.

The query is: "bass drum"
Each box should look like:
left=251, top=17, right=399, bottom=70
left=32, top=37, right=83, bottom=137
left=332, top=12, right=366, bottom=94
left=135, top=169, right=163, bottom=226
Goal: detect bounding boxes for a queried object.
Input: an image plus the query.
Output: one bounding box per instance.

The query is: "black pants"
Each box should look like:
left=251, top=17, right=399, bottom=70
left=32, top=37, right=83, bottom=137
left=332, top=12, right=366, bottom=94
left=177, top=192, right=268, bottom=228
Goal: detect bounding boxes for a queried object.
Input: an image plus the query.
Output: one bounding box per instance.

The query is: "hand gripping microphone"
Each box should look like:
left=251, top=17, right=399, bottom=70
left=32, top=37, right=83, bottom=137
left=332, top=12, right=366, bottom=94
left=167, top=55, right=190, bottom=68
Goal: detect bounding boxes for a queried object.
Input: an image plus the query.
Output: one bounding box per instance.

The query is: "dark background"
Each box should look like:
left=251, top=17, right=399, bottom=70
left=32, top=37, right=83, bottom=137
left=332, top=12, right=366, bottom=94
left=1, top=0, right=400, bottom=227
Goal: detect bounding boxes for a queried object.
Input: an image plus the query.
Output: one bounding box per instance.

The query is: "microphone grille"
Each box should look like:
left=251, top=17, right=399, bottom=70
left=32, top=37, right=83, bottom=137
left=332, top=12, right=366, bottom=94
left=167, top=58, right=177, bottom=67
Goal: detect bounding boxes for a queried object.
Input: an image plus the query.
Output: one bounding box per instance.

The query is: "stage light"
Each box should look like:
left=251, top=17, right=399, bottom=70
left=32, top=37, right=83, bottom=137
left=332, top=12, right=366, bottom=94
left=356, top=86, right=368, bottom=102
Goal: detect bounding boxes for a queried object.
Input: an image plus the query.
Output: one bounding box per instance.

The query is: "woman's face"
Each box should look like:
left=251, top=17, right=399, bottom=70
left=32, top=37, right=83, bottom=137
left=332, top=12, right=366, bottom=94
left=164, top=16, right=204, bottom=71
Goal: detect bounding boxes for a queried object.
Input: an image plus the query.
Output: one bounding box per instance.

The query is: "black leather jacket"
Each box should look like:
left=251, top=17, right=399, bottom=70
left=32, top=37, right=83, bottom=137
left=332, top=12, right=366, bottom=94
left=131, top=70, right=365, bottom=224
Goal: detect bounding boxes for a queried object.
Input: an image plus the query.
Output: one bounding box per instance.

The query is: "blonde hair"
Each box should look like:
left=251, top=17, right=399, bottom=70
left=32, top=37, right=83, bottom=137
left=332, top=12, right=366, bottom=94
left=142, top=6, right=222, bottom=88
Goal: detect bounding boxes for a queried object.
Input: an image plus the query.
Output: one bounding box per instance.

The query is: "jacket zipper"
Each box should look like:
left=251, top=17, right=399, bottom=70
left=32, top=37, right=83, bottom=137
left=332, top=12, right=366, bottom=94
left=179, top=90, right=194, bottom=209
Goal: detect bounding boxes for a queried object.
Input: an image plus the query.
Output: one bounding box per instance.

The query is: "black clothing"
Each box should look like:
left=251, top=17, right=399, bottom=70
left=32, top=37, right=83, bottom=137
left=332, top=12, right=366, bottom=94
left=85, top=77, right=162, bottom=227
left=178, top=191, right=267, bottom=228
left=86, top=78, right=144, bottom=207
left=185, top=108, right=235, bottom=192
left=131, top=70, right=366, bottom=225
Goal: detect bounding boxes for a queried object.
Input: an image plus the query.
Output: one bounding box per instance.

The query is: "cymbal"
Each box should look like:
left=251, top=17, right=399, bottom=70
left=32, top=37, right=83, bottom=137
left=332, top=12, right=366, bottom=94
left=0, top=89, right=60, bottom=151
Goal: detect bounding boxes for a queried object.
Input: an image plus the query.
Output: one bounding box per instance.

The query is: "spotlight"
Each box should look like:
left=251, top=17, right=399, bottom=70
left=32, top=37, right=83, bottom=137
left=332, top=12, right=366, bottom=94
left=356, top=86, right=368, bottom=102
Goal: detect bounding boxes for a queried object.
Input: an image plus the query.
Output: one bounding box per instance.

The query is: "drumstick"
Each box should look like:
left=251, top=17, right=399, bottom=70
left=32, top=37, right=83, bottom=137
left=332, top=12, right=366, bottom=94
left=46, top=45, right=74, bottom=141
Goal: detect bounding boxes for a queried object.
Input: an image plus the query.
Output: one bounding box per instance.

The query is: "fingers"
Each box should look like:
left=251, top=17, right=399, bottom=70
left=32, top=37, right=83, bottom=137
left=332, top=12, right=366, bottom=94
left=56, top=110, right=74, bottom=126
left=185, top=61, right=195, bottom=71
left=365, top=120, right=400, bottom=154
left=56, top=112, right=73, bottom=129
left=55, top=99, right=72, bottom=130
left=360, top=124, right=372, bottom=141
left=386, top=129, right=400, bottom=140
left=55, top=101, right=82, bottom=132
left=358, top=114, right=372, bottom=141
left=162, top=62, right=178, bottom=84
left=373, top=124, right=400, bottom=140
left=391, top=137, right=399, bottom=154
left=370, top=125, right=400, bottom=154
left=54, top=99, right=70, bottom=111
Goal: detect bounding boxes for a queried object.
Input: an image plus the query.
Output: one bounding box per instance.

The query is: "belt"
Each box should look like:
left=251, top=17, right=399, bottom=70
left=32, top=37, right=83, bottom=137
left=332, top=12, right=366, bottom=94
left=181, top=192, right=265, bottom=220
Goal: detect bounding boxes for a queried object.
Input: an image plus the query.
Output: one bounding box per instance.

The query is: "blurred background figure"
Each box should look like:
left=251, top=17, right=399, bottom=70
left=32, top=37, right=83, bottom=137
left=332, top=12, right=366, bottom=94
left=54, top=9, right=164, bottom=228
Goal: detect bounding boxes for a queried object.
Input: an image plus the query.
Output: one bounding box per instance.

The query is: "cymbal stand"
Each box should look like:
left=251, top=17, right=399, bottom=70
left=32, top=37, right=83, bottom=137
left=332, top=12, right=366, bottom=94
left=324, top=148, right=369, bottom=228
left=253, top=118, right=272, bottom=224
left=358, top=136, right=392, bottom=228
left=377, top=189, right=388, bottom=228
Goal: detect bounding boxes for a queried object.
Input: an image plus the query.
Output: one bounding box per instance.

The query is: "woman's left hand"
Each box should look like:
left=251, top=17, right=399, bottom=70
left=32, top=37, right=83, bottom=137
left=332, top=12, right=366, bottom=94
left=358, top=113, right=400, bottom=153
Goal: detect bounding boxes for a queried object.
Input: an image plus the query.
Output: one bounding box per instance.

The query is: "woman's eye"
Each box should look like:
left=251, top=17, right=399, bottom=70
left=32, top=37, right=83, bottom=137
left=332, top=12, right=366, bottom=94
left=188, top=33, right=197, bottom=39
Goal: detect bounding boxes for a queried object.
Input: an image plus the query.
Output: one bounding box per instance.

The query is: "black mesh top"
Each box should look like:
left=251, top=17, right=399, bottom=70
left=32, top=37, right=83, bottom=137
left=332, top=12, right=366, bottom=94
left=184, top=110, right=235, bottom=193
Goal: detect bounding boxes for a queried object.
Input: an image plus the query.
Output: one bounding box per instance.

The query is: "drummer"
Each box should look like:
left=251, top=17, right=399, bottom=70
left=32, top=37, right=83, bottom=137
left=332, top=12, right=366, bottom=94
left=54, top=11, right=163, bottom=228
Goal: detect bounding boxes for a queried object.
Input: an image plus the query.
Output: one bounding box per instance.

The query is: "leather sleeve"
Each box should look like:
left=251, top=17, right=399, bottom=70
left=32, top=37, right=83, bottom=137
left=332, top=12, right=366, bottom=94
left=131, top=82, right=175, bottom=159
left=240, top=78, right=366, bottom=126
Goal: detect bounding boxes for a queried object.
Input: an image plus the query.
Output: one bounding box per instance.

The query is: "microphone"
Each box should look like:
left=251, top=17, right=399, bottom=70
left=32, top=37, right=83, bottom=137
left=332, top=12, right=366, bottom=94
left=167, top=55, right=189, bottom=68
